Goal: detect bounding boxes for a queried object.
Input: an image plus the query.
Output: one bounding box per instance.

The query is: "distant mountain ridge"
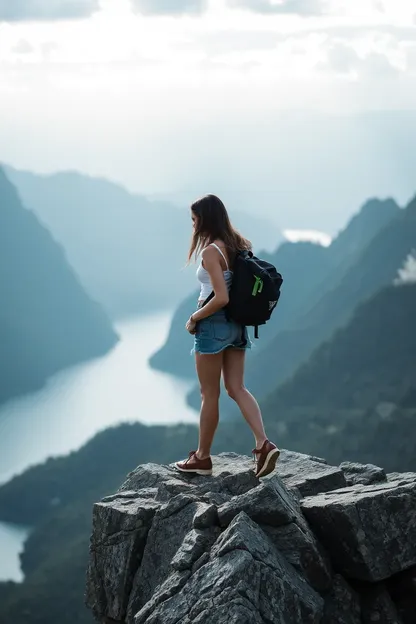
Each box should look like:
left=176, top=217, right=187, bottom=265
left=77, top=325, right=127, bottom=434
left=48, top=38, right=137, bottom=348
left=151, top=196, right=400, bottom=383
left=263, top=282, right=416, bottom=413
left=0, top=168, right=118, bottom=407
left=219, top=194, right=414, bottom=415
left=5, top=165, right=282, bottom=319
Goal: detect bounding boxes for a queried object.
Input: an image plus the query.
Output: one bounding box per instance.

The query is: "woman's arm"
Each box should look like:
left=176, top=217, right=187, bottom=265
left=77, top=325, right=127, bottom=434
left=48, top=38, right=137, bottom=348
left=190, top=246, right=229, bottom=323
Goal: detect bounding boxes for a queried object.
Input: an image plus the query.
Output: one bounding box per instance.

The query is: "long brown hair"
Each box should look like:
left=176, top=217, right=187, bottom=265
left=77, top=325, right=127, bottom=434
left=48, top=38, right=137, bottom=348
left=188, top=194, right=251, bottom=263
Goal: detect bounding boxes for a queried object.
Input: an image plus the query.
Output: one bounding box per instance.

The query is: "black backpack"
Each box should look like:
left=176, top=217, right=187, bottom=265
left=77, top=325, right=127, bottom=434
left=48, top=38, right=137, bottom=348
left=204, top=249, right=283, bottom=339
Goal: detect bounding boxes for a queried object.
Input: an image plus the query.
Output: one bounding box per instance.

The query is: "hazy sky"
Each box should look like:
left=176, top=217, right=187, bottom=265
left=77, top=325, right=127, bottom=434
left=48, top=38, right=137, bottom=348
left=0, top=0, right=415, bottom=233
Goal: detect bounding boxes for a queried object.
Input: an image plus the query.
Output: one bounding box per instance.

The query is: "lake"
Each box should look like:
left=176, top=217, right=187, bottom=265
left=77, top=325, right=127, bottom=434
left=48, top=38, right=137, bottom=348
left=0, top=312, right=197, bottom=581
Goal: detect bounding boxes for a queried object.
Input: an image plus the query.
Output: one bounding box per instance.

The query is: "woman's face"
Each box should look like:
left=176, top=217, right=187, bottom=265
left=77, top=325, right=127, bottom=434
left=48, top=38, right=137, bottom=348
left=191, top=211, right=198, bottom=231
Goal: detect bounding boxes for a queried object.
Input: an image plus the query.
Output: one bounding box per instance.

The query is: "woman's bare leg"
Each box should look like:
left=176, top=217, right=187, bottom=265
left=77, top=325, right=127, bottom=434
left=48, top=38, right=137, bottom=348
left=222, top=348, right=267, bottom=449
left=195, top=351, right=224, bottom=459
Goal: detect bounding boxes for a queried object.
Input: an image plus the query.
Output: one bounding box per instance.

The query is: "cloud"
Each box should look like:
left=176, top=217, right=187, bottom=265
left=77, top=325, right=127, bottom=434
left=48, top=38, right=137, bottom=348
left=321, top=42, right=399, bottom=78
left=362, top=52, right=399, bottom=78
left=174, top=29, right=283, bottom=56
left=291, top=24, right=416, bottom=44
left=12, top=39, right=35, bottom=54
left=130, top=0, right=207, bottom=16
left=283, top=229, right=332, bottom=247
left=406, top=45, right=416, bottom=72
left=325, top=42, right=360, bottom=74
left=0, top=0, right=100, bottom=22
left=41, top=41, right=59, bottom=62
left=226, top=0, right=326, bottom=16
left=394, top=252, right=416, bottom=285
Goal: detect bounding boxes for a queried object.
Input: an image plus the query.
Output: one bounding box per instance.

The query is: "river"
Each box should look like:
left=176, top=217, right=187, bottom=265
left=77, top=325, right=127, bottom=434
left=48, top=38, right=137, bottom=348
left=0, top=312, right=197, bottom=581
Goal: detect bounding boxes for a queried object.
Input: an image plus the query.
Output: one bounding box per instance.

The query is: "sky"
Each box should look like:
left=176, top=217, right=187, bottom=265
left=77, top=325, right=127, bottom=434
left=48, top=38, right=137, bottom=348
left=0, top=0, right=416, bottom=234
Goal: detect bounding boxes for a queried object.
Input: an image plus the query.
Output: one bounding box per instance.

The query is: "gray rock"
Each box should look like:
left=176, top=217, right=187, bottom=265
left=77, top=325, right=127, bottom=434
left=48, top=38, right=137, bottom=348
left=135, top=513, right=323, bottom=624
left=322, top=574, right=361, bottom=624
left=120, top=463, right=181, bottom=493
left=101, top=490, right=141, bottom=503
left=340, top=461, right=387, bottom=486
left=171, top=527, right=220, bottom=572
left=86, top=495, right=160, bottom=622
left=361, top=585, right=404, bottom=624
left=86, top=453, right=416, bottom=624
left=190, top=600, right=265, bottom=624
left=155, top=479, right=195, bottom=501
left=121, top=454, right=259, bottom=498
left=201, top=491, right=231, bottom=506
left=126, top=495, right=200, bottom=620
left=387, top=566, right=416, bottom=624
left=135, top=550, right=259, bottom=624
left=262, top=520, right=332, bottom=592
left=274, top=449, right=347, bottom=496
left=387, top=472, right=416, bottom=484
left=158, top=492, right=198, bottom=519
left=217, top=479, right=299, bottom=528
left=301, top=479, right=416, bottom=582
left=191, top=550, right=210, bottom=574
left=133, top=570, right=191, bottom=624
left=192, top=502, right=218, bottom=529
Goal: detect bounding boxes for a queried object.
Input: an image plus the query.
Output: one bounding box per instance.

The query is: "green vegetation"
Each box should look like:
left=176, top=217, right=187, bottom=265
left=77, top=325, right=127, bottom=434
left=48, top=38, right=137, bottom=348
left=214, top=194, right=415, bottom=415
left=1, top=285, right=416, bottom=623
left=1, top=405, right=416, bottom=623
left=266, top=283, right=416, bottom=411
left=0, top=168, right=118, bottom=407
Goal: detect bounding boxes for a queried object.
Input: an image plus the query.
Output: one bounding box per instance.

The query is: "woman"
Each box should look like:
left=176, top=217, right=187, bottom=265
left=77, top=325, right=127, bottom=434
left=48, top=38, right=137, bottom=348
left=175, top=194, right=280, bottom=478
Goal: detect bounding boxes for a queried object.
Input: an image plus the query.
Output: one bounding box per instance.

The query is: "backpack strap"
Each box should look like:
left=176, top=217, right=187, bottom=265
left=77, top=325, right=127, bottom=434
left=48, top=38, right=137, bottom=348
left=201, top=290, right=215, bottom=308
left=209, top=243, right=230, bottom=271
left=241, top=326, right=247, bottom=347
left=200, top=244, right=229, bottom=308
left=254, top=326, right=259, bottom=340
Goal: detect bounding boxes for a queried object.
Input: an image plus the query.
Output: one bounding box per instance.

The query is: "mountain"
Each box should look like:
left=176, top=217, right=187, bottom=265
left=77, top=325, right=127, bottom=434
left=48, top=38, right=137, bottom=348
left=263, top=282, right=416, bottom=413
left=268, top=197, right=400, bottom=332
left=151, top=197, right=399, bottom=382
left=0, top=168, right=118, bottom=407
left=184, top=196, right=404, bottom=408
left=0, top=193, right=415, bottom=622
left=219, top=195, right=415, bottom=414
left=5, top=166, right=281, bottom=319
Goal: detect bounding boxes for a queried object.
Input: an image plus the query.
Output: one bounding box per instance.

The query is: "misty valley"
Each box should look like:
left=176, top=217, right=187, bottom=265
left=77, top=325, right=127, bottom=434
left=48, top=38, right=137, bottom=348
left=0, top=165, right=415, bottom=623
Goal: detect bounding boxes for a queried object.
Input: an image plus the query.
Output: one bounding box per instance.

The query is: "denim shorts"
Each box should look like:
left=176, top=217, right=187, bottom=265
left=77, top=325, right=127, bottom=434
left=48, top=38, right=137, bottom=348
left=193, top=308, right=251, bottom=355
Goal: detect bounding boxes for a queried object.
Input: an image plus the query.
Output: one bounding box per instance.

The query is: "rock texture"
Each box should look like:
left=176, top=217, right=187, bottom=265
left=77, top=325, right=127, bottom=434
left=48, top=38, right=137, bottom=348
left=86, top=450, right=416, bottom=624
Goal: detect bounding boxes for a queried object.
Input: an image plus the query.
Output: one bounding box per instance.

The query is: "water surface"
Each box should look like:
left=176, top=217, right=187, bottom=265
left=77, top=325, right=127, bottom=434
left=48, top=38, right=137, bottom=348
left=0, top=312, right=197, bottom=581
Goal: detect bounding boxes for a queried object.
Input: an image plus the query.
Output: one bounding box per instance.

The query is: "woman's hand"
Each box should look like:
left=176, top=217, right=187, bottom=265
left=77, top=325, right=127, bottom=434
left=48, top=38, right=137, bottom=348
left=186, top=316, right=197, bottom=335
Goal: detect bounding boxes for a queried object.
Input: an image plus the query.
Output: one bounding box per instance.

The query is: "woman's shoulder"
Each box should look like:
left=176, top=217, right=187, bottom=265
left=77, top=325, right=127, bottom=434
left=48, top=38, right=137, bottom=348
left=203, top=240, right=225, bottom=252
left=202, top=242, right=222, bottom=257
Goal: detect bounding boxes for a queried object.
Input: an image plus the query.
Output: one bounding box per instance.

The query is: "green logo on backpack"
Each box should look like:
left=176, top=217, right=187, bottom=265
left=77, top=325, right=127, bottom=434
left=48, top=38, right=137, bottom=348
left=252, top=276, right=263, bottom=296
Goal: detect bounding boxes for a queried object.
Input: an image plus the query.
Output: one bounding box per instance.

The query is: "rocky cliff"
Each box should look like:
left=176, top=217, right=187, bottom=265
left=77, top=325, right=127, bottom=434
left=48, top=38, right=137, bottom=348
left=86, top=452, right=416, bottom=624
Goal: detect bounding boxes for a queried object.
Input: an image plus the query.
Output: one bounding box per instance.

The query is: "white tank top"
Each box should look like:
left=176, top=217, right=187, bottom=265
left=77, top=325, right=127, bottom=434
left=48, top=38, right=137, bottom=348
left=197, top=243, right=233, bottom=301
